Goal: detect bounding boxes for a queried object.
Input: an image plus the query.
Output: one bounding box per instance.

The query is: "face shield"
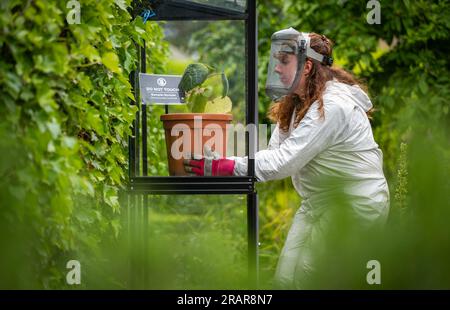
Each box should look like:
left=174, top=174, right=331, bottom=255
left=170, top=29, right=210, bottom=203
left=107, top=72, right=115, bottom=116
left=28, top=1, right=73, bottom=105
left=265, top=28, right=334, bottom=101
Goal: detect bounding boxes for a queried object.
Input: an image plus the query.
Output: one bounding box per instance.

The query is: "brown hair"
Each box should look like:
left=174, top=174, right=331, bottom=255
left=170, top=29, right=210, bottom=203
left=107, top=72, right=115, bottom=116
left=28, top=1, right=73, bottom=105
left=268, top=33, right=372, bottom=132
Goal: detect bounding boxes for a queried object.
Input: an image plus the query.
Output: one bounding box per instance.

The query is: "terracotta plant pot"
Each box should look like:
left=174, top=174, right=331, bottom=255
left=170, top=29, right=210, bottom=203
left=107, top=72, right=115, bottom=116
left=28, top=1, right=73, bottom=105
left=160, top=113, right=233, bottom=176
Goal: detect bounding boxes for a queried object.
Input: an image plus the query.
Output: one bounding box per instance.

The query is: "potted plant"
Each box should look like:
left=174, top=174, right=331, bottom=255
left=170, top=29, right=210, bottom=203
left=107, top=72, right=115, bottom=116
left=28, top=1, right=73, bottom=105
left=160, top=63, right=233, bottom=176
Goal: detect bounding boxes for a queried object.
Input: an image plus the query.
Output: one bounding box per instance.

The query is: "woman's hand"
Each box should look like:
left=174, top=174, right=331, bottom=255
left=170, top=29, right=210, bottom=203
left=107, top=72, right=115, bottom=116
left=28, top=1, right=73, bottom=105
left=183, top=146, right=235, bottom=176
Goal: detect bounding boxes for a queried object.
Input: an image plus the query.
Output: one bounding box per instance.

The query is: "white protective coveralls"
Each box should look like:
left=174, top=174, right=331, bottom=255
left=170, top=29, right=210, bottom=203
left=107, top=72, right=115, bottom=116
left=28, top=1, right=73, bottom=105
left=229, top=79, right=390, bottom=288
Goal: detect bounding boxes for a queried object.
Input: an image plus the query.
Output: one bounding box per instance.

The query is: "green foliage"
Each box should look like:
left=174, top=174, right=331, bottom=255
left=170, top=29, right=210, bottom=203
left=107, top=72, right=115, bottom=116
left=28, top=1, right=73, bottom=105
left=0, top=0, right=168, bottom=288
left=141, top=194, right=248, bottom=289
left=180, top=63, right=232, bottom=113
left=187, top=20, right=245, bottom=121
left=393, top=142, right=408, bottom=212
left=146, top=105, right=170, bottom=176
left=178, top=63, right=214, bottom=93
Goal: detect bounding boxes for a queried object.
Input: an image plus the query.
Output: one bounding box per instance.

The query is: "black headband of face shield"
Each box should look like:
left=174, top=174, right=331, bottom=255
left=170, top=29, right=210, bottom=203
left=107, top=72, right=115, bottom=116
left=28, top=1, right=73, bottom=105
left=304, top=54, right=334, bottom=67
left=300, top=36, right=334, bottom=67
left=320, top=55, right=334, bottom=66
left=276, top=39, right=333, bottom=70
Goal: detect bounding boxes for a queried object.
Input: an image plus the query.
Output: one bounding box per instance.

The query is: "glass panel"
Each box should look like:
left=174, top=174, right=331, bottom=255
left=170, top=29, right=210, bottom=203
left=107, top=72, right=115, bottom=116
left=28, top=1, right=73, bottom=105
left=146, top=20, right=247, bottom=176
left=180, top=0, right=247, bottom=12
left=144, top=194, right=247, bottom=288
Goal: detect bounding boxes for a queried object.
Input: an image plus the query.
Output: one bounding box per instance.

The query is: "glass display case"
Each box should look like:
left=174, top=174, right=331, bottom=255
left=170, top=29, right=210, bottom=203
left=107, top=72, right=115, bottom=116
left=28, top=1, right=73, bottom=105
left=127, top=0, right=258, bottom=287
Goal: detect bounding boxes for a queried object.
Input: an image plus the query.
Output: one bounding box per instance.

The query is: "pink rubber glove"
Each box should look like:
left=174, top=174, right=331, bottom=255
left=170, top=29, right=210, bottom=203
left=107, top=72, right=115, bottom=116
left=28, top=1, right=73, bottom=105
left=183, top=146, right=235, bottom=176
left=185, top=157, right=235, bottom=176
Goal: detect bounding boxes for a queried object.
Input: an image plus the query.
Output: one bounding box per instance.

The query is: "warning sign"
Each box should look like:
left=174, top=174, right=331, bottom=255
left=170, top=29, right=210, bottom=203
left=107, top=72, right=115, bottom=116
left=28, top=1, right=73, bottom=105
left=139, top=73, right=185, bottom=105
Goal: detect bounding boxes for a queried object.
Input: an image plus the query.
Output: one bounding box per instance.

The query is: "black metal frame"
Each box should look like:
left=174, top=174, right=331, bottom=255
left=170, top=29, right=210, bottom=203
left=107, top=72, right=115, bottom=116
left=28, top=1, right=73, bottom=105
left=146, top=0, right=247, bottom=20
left=128, top=0, right=258, bottom=288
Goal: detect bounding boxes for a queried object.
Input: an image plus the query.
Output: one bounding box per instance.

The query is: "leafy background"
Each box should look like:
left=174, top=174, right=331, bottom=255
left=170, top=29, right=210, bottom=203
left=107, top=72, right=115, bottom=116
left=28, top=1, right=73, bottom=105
left=0, top=0, right=167, bottom=288
left=0, top=0, right=449, bottom=289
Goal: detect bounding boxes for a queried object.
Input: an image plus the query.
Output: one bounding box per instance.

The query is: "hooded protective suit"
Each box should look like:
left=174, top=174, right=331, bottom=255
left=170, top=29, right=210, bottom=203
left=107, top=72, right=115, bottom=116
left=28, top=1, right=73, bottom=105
left=228, top=79, right=390, bottom=288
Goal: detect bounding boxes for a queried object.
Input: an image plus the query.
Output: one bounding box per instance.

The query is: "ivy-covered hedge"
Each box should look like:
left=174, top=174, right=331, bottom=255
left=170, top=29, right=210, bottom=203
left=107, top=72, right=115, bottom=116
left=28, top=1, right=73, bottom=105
left=0, top=0, right=167, bottom=288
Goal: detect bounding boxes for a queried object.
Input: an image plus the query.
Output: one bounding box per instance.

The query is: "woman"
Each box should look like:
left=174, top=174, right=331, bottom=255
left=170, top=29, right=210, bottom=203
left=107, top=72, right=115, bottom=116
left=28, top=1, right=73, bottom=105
left=184, top=29, right=390, bottom=289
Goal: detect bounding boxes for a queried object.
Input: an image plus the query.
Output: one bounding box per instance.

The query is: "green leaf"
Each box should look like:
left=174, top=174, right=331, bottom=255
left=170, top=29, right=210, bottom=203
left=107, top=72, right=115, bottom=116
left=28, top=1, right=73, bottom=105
left=81, top=44, right=101, bottom=62
left=204, top=96, right=232, bottom=114
left=178, top=63, right=211, bottom=93
left=62, top=136, right=77, bottom=149
left=202, top=74, right=223, bottom=100
left=46, top=119, right=61, bottom=139
left=114, top=0, right=128, bottom=11
left=221, top=71, right=229, bottom=98
left=102, top=52, right=121, bottom=73
left=418, top=78, right=429, bottom=95
left=111, top=219, right=121, bottom=238
left=86, top=110, right=104, bottom=134
left=77, top=72, right=93, bottom=92
left=36, top=86, right=57, bottom=113
left=4, top=72, right=22, bottom=99
left=188, top=92, right=208, bottom=113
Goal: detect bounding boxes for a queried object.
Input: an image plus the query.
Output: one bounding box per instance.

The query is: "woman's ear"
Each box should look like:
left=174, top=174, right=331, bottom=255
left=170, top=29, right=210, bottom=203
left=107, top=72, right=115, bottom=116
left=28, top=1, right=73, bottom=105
left=303, top=59, right=313, bottom=76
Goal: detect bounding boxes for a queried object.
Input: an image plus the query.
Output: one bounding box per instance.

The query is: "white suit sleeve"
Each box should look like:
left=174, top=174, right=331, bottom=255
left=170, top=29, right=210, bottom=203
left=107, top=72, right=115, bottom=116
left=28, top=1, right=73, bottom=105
left=267, top=123, right=289, bottom=150
left=230, top=101, right=345, bottom=181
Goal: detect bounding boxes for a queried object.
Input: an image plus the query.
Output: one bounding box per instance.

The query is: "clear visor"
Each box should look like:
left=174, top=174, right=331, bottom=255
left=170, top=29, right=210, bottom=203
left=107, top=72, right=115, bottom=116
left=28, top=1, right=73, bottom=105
left=265, top=40, right=299, bottom=99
